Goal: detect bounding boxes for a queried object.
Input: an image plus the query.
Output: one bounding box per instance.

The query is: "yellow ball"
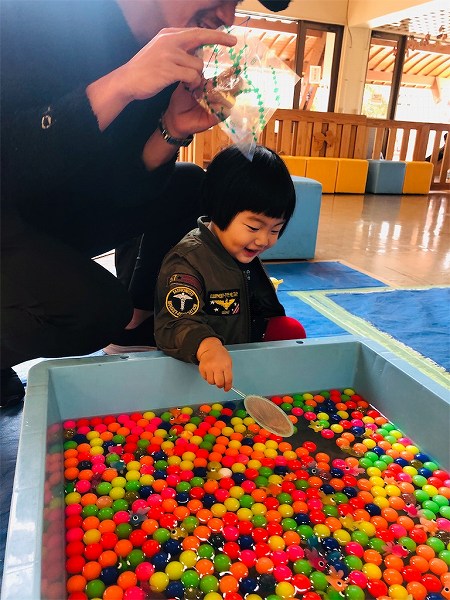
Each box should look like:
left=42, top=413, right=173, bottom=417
left=362, top=563, right=382, bottom=579
left=251, top=503, right=267, bottom=515
left=111, top=476, right=126, bottom=488
left=363, top=439, right=376, bottom=449
left=333, top=529, right=351, bottom=545
left=231, top=463, right=246, bottom=474
left=366, top=467, right=382, bottom=478
left=167, top=455, right=181, bottom=466
left=388, top=584, right=409, bottom=599
left=371, top=485, right=387, bottom=498
left=139, top=474, right=153, bottom=485
left=385, top=484, right=401, bottom=497
left=154, top=428, right=168, bottom=438
left=125, top=470, right=140, bottom=482
left=143, top=411, right=156, bottom=420
left=222, top=427, right=234, bottom=438
left=90, top=446, right=104, bottom=455
left=331, top=424, right=344, bottom=433
left=313, top=524, right=331, bottom=538
left=357, top=521, right=376, bottom=536
left=211, top=503, right=227, bottom=518
left=179, top=460, right=194, bottom=471
left=224, top=497, right=240, bottom=512
left=126, top=461, right=141, bottom=471
left=372, top=496, right=389, bottom=509
left=228, top=439, right=241, bottom=449
left=181, top=406, right=194, bottom=415
left=211, top=403, right=223, bottom=412
left=190, top=436, right=203, bottom=446
left=109, top=486, right=125, bottom=500
left=237, top=508, right=253, bottom=521
left=86, top=430, right=100, bottom=440
left=275, top=581, right=295, bottom=598
left=247, top=459, right=262, bottom=470
left=403, top=466, right=418, bottom=476
left=229, top=486, right=245, bottom=499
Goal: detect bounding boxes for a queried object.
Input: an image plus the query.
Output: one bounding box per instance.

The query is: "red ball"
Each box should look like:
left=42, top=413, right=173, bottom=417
left=66, top=541, right=85, bottom=557
left=66, top=555, right=86, bottom=574
left=409, top=527, right=428, bottom=544
left=292, top=573, right=311, bottom=593
left=223, top=541, right=240, bottom=560
left=366, top=579, right=388, bottom=597
left=401, top=565, right=422, bottom=582
left=421, top=574, right=441, bottom=592
left=129, top=529, right=147, bottom=547
left=100, top=532, right=118, bottom=549
left=83, top=542, right=103, bottom=561
left=142, top=539, right=160, bottom=557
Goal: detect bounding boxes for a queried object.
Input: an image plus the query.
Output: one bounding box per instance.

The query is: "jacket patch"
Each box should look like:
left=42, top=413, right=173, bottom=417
left=166, top=286, right=200, bottom=318
left=169, top=273, right=202, bottom=294
left=206, top=290, right=240, bottom=316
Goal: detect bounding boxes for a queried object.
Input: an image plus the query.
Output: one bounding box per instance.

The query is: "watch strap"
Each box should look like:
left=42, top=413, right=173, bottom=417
left=158, top=116, right=193, bottom=147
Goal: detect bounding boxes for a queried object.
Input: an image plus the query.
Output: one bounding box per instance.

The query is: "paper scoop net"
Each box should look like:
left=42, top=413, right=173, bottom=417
left=231, top=387, right=294, bottom=437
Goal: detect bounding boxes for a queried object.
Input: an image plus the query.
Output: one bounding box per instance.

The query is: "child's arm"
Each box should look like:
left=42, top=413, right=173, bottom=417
left=196, top=337, right=233, bottom=392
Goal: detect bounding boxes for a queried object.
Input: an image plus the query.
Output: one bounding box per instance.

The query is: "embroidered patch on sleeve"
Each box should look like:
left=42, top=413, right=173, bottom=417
left=165, top=286, right=200, bottom=318
left=206, top=290, right=240, bottom=316
left=169, top=273, right=202, bottom=294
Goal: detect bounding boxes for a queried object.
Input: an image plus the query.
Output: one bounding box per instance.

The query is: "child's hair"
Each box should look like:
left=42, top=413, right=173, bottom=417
left=202, top=145, right=295, bottom=237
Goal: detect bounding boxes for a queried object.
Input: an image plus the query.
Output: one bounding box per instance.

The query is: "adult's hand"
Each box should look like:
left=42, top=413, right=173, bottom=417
left=122, top=28, right=236, bottom=102
left=87, top=27, right=236, bottom=131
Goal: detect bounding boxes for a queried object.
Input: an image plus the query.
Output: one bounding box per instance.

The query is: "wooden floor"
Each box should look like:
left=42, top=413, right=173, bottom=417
left=96, top=190, right=450, bottom=287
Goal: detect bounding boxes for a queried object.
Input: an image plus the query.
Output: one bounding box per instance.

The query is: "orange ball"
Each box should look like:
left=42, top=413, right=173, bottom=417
left=114, top=539, right=133, bottom=558
left=196, top=509, right=213, bottom=524
left=380, top=507, right=398, bottom=523
left=207, top=518, right=223, bottom=532
left=219, top=574, right=239, bottom=594
left=363, top=549, right=382, bottom=565
left=370, top=516, right=388, bottom=530
left=141, top=518, right=158, bottom=535
left=406, top=581, right=428, bottom=600
left=397, top=515, right=415, bottom=530
left=82, top=560, right=102, bottom=581
left=98, top=519, right=116, bottom=534
left=182, top=535, right=200, bottom=551
left=229, top=561, right=249, bottom=580
left=409, top=555, right=429, bottom=573
left=416, top=544, right=435, bottom=560
left=383, top=554, right=404, bottom=571
left=98, top=550, right=118, bottom=568
left=117, top=571, right=137, bottom=590
left=429, top=557, right=448, bottom=576
left=389, top=496, right=405, bottom=510
left=186, top=499, right=203, bottom=514
left=66, top=575, right=87, bottom=594
left=324, top=517, right=342, bottom=532
left=382, top=567, right=403, bottom=585
left=195, top=558, right=214, bottom=576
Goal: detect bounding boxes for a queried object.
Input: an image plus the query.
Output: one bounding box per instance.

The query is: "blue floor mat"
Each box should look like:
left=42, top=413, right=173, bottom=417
left=278, top=291, right=347, bottom=338
left=264, top=261, right=385, bottom=290
left=326, top=288, right=450, bottom=372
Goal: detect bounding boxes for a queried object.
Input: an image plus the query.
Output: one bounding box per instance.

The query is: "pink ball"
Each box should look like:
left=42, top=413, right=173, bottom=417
left=273, top=564, right=293, bottom=582
left=286, top=544, right=304, bottom=561
left=346, top=541, right=364, bottom=557
left=348, top=570, right=368, bottom=588
left=389, top=523, right=407, bottom=538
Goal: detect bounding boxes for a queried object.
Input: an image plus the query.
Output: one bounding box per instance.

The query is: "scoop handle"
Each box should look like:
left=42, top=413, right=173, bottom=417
left=230, top=387, right=246, bottom=399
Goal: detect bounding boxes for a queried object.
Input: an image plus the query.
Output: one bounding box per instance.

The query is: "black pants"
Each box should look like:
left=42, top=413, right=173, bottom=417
left=1, top=162, right=205, bottom=368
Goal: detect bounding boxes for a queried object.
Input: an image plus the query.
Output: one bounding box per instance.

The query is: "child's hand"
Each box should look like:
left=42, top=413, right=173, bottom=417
left=197, top=337, right=233, bottom=392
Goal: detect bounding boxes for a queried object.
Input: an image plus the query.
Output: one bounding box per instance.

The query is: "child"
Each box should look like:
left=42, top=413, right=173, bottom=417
left=154, top=145, right=306, bottom=391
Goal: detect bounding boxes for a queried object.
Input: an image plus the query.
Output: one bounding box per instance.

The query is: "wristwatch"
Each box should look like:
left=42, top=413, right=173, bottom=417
left=158, top=116, right=194, bottom=147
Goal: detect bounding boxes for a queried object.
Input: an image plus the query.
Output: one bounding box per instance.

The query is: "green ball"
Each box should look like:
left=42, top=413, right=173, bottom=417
left=182, top=516, right=199, bottom=532
left=309, top=570, right=328, bottom=591
left=259, top=466, right=273, bottom=478
left=81, top=504, right=98, bottom=517
left=155, top=459, right=168, bottom=470
left=326, top=586, right=344, bottom=600
left=137, top=438, right=149, bottom=449
left=439, top=505, right=450, bottom=519
left=213, top=553, right=231, bottom=573
left=423, top=461, right=438, bottom=471
left=293, top=559, right=312, bottom=575
left=295, top=479, right=309, bottom=490
left=280, top=402, right=292, bottom=412
left=358, top=457, right=372, bottom=470
left=153, top=527, right=171, bottom=543
left=333, top=493, right=349, bottom=505
left=97, top=507, right=114, bottom=521
left=176, top=481, right=191, bottom=493
left=373, top=460, right=387, bottom=471
left=344, top=555, right=363, bottom=571
left=127, top=549, right=145, bottom=569
left=412, top=474, right=428, bottom=488
left=398, top=537, right=416, bottom=552
left=422, top=500, right=440, bottom=514
left=189, top=416, right=201, bottom=425
left=125, top=481, right=140, bottom=492
left=433, top=494, right=449, bottom=507
left=94, top=482, right=113, bottom=503
left=160, top=411, right=172, bottom=421
left=199, top=575, right=219, bottom=593
left=252, top=514, right=267, bottom=527
left=281, top=518, right=298, bottom=531
left=190, top=477, right=204, bottom=488
left=368, top=537, right=386, bottom=552
left=414, top=489, right=430, bottom=503
left=197, top=543, right=215, bottom=559
left=438, top=549, right=450, bottom=566
left=63, top=440, right=77, bottom=450
left=181, top=570, right=200, bottom=588
left=86, top=579, right=106, bottom=599
left=277, top=492, right=293, bottom=505
left=345, top=584, right=366, bottom=600
left=351, top=530, right=369, bottom=546
left=427, top=536, right=446, bottom=553
left=323, top=505, right=339, bottom=517
left=297, top=524, right=314, bottom=540
left=420, top=508, right=436, bottom=520
left=112, top=499, right=128, bottom=512
left=115, top=523, right=132, bottom=539
left=254, top=476, right=269, bottom=488
left=112, top=434, right=125, bottom=444
left=364, top=452, right=378, bottom=463
left=239, top=494, right=254, bottom=508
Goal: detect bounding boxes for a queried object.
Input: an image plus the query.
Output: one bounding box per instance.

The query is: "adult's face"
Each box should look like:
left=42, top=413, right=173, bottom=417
left=159, top=0, right=242, bottom=30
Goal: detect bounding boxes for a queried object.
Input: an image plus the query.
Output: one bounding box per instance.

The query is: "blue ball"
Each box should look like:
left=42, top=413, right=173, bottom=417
left=330, top=467, right=344, bottom=478
left=163, top=539, right=182, bottom=557
left=321, top=484, right=335, bottom=495
left=394, top=457, right=409, bottom=467
left=100, top=567, right=119, bottom=585
left=342, top=486, right=357, bottom=498
left=165, top=581, right=185, bottom=599
left=372, top=446, right=386, bottom=456
left=202, top=493, right=216, bottom=508
left=365, top=503, right=382, bottom=516
left=294, top=513, right=310, bottom=525
left=321, top=537, right=340, bottom=552
left=415, top=452, right=430, bottom=463
left=239, top=577, right=258, bottom=594
left=152, top=551, right=170, bottom=570
left=238, top=535, right=254, bottom=549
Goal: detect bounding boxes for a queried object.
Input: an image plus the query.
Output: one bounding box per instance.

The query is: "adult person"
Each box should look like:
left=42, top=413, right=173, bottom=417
left=0, top=0, right=291, bottom=407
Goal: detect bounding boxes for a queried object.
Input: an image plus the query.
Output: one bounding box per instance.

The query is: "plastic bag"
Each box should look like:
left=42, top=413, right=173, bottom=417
left=195, top=29, right=300, bottom=160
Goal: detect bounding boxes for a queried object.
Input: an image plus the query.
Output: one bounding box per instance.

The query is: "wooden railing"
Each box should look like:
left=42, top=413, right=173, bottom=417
left=180, top=110, right=449, bottom=190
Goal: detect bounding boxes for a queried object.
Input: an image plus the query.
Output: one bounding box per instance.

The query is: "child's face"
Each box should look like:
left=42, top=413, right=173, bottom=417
left=212, top=211, right=285, bottom=263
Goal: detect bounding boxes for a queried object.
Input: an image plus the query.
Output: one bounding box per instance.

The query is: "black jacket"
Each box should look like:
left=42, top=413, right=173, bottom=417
left=1, top=0, right=175, bottom=229
left=154, top=217, right=285, bottom=363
